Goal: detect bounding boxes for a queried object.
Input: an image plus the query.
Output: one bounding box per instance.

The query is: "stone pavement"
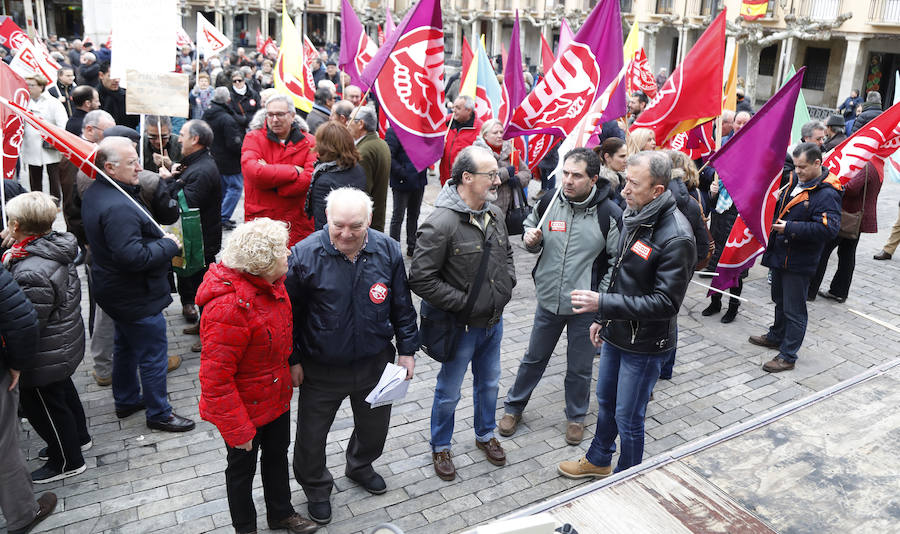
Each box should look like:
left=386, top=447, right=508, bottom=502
left=8, top=177, right=900, bottom=534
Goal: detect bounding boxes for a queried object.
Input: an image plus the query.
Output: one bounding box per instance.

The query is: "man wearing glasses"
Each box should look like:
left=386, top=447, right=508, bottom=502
left=228, top=70, right=261, bottom=130
left=142, top=115, right=181, bottom=175
left=409, top=146, right=516, bottom=482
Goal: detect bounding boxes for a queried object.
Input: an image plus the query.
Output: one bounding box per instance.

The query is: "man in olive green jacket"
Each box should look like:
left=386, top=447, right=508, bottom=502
left=349, top=106, right=391, bottom=232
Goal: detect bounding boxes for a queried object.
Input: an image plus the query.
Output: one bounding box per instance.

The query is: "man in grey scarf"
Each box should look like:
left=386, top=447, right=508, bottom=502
left=559, top=150, right=696, bottom=478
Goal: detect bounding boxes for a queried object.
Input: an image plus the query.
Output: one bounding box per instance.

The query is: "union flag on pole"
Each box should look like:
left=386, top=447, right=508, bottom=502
left=197, top=13, right=230, bottom=57
left=824, top=100, right=900, bottom=185
left=632, top=10, right=726, bottom=145
left=263, top=38, right=279, bottom=58
left=663, top=121, right=714, bottom=160
left=626, top=48, right=657, bottom=100
left=0, top=62, right=26, bottom=180
left=506, top=0, right=624, bottom=139
left=340, top=0, right=377, bottom=91
left=471, top=37, right=503, bottom=124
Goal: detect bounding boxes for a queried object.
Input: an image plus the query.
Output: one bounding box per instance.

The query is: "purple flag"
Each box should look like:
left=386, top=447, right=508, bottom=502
left=500, top=11, right=526, bottom=127
left=368, top=0, right=445, bottom=171
left=339, top=0, right=377, bottom=90
left=707, top=67, right=805, bottom=291
left=505, top=0, right=624, bottom=138
left=384, top=6, right=396, bottom=40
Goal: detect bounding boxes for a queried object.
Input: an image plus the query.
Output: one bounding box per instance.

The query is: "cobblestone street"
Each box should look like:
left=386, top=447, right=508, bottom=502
left=8, top=177, right=900, bottom=534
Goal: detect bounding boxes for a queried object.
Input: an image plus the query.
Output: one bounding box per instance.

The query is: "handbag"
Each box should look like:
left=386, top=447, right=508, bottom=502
left=171, top=190, right=206, bottom=276
left=504, top=182, right=530, bottom=236
left=419, top=240, right=493, bottom=363
left=838, top=171, right=867, bottom=240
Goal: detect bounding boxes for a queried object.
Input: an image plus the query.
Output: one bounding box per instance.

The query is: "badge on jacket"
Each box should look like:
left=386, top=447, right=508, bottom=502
left=549, top=220, right=566, bottom=232
left=631, top=240, right=652, bottom=260
left=369, top=283, right=388, bottom=304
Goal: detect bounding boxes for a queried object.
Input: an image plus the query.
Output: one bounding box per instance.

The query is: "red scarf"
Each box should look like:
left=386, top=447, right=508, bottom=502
left=2, top=234, right=40, bottom=267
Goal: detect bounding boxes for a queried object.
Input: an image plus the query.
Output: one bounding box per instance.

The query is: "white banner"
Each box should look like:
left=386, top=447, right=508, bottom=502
left=125, top=70, right=189, bottom=117
left=110, top=0, right=176, bottom=83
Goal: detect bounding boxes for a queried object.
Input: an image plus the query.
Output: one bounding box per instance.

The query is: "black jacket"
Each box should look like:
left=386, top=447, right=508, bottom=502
left=168, top=148, right=223, bottom=261
left=77, top=62, right=99, bottom=87
left=668, top=179, right=709, bottom=265
left=202, top=101, right=243, bottom=175
left=0, top=265, right=39, bottom=375
left=65, top=108, right=87, bottom=135
left=850, top=102, right=882, bottom=134
left=48, top=82, right=75, bottom=117
left=82, top=174, right=181, bottom=322
left=97, top=83, right=139, bottom=129
left=306, top=163, right=367, bottom=231
left=229, top=86, right=261, bottom=130
left=285, top=229, right=420, bottom=366
left=7, top=232, right=85, bottom=388
left=823, top=132, right=847, bottom=152
left=385, top=128, right=427, bottom=192
left=595, top=192, right=697, bottom=354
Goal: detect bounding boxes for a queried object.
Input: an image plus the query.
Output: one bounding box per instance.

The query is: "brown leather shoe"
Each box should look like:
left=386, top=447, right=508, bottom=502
left=167, top=355, right=182, bottom=372
left=762, top=357, right=795, bottom=373
left=748, top=335, right=779, bottom=349
left=874, top=250, right=892, bottom=260
left=268, top=512, right=319, bottom=533
left=476, top=438, right=506, bottom=466
left=497, top=413, right=521, bottom=437
left=557, top=457, right=613, bottom=479
left=191, top=340, right=202, bottom=353
left=92, top=371, right=111, bottom=387
left=183, top=324, right=200, bottom=335
left=565, top=422, right=584, bottom=445
left=9, top=492, right=57, bottom=534
left=432, top=450, right=456, bottom=481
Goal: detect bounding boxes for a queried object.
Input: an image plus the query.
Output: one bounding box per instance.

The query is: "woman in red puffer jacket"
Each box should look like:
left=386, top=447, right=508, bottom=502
left=197, top=217, right=317, bottom=534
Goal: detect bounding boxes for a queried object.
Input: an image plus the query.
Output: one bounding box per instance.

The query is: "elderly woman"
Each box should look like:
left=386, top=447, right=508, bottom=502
left=2, top=192, right=90, bottom=484
left=305, top=121, right=366, bottom=230
left=197, top=218, right=317, bottom=534
left=473, top=119, right=531, bottom=217
left=22, top=74, right=68, bottom=198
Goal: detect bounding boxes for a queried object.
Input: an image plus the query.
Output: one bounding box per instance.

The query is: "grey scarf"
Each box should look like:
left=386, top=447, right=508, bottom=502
left=622, top=190, right=673, bottom=236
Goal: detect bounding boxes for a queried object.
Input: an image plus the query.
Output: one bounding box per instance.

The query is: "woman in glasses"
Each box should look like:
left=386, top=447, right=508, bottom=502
left=228, top=70, right=261, bottom=131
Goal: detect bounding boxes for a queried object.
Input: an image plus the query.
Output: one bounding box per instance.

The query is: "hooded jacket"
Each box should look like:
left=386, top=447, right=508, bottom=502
left=7, top=232, right=85, bottom=387
left=409, top=183, right=516, bottom=328
left=202, top=101, right=244, bottom=175
left=197, top=262, right=293, bottom=447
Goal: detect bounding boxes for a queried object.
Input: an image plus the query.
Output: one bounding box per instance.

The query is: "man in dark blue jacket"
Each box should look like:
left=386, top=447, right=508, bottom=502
left=285, top=187, right=418, bottom=525
left=751, top=143, right=842, bottom=372
left=82, top=137, right=195, bottom=433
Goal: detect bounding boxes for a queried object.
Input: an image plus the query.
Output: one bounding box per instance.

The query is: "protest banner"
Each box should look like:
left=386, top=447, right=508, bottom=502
left=124, top=70, right=189, bottom=118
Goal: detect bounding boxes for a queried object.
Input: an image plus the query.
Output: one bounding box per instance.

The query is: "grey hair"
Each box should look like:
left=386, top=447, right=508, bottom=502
left=800, top=120, right=825, bottom=141
left=354, top=106, right=378, bottom=132
left=866, top=90, right=881, bottom=104
left=721, top=109, right=735, bottom=122
left=325, top=187, right=373, bottom=220
left=456, top=94, right=475, bottom=110
left=314, top=86, right=333, bottom=105
left=211, top=86, right=231, bottom=104
left=221, top=218, right=290, bottom=277
left=332, top=100, right=354, bottom=119
left=146, top=115, right=172, bottom=129
left=265, top=94, right=295, bottom=112
left=183, top=120, right=213, bottom=147
left=96, top=136, right=134, bottom=168
left=449, top=145, right=493, bottom=185
left=83, top=109, right=114, bottom=129
left=317, top=79, right=336, bottom=94
left=627, top=151, right=672, bottom=187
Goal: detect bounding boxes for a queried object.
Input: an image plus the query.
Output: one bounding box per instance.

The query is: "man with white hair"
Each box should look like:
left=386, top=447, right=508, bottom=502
left=343, top=85, right=362, bottom=106
left=285, top=187, right=418, bottom=525
left=348, top=106, right=391, bottom=232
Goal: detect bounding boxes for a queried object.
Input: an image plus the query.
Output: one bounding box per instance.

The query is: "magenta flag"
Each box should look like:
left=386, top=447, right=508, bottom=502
left=367, top=0, right=445, bottom=171
left=505, top=0, right=624, bottom=138
left=339, top=0, right=377, bottom=90
left=707, top=67, right=805, bottom=291
left=500, top=11, right=526, bottom=127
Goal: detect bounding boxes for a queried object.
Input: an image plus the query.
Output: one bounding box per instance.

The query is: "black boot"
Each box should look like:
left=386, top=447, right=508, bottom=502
left=721, top=298, right=739, bottom=323
left=702, top=295, right=722, bottom=316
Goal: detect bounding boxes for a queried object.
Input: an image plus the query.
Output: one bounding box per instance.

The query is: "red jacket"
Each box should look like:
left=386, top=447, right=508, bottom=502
left=842, top=161, right=881, bottom=234
left=197, top=262, right=293, bottom=447
left=439, top=116, right=482, bottom=185
left=241, top=125, right=317, bottom=246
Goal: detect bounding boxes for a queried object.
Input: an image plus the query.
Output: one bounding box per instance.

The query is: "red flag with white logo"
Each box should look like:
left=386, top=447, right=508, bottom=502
left=824, top=100, right=900, bottom=184
left=626, top=48, right=657, bottom=100
left=256, top=28, right=264, bottom=51
left=0, top=63, right=26, bottom=181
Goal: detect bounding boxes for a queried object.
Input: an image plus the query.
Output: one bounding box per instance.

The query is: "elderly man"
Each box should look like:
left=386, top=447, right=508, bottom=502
left=285, top=187, right=418, bottom=525
left=143, top=115, right=182, bottom=175
left=343, top=84, right=363, bottom=106
left=720, top=109, right=735, bottom=142
left=82, top=137, right=194, bottom=432
left=329, top=100, right=353, bottom=126
left=77, top=51, right=98, bottom=87
left=202, top=87, right=245, bottom=231
left=348, top=106, right=391, bottom=232
left=65, top=85, right=100, bottom=135
left=559, top=151, right=696, bottom=478
left=241, top=94, right=317, bottom=246
left=410, top=146, right=516, bottom=482
left=823, top=114, right=847, bottom=152
left=751, top=143, right=841, bottom=372
left=734, top=111, right=751, bottom=132
left=439, top=95, right=482, bottom=185
left=306, top=87, right=334, bottom=134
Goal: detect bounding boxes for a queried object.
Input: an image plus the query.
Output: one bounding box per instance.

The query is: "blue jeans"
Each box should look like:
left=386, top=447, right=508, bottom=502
left=430, top=320, right=503, bottom=452
left=659, top=325, right=679, bottom=379
left=504, top=306, right=595, bottom=422
left=586, top=343, right=668, bottom=472
left=766, top=268, right=810, bottom=363
left=221, top=172, right=244, bottom=222
left=112, top=312, right=172, bottom=422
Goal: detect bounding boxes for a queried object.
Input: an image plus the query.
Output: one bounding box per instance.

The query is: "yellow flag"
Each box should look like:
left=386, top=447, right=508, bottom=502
left=723, top=43, right=739, bottom=112
left=274, top=3, right=312, bottom=112
left=623, top=21, right=639, bottom=63
left=459, top=35, right=481, bottom=99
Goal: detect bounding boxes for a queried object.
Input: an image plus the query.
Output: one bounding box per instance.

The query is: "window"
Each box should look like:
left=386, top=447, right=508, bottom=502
left=656, top=0, right=674, bottom=14
left=758, top=44, right=778, bottom=76
left=801, top=47, right=830, bottom=91
left=620, top=0, right=633, bottom=13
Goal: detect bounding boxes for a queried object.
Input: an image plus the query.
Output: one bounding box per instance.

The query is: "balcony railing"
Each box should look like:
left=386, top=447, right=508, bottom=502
left=800, top=0, right=842, bottom=21
left=869, top=0, right=900, bottom=24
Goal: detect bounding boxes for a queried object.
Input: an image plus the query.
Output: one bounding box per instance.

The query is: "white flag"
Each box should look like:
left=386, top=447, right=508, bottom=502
left=176, top=26, right=194, bottom=48
left=196, top=13, right=230, bottom=57
left=9, top=39, right=58, bottom=84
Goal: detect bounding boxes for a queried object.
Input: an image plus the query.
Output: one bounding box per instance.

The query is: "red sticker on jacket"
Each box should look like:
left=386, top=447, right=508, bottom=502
left=249, top=99, right=256, bottom=106
left=369, top=283, right=388, bottom=304
left=631, top=240, right=652, bottom=260
left=549, top=220, right=567, bottom=232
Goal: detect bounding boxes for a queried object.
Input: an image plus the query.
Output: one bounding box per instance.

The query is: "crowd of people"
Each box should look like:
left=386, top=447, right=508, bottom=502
left=0, top=34, right=890, bottom=534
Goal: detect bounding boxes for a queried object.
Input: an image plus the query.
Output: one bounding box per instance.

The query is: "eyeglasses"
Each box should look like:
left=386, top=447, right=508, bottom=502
left=232, top=78, right=244, bottom=83
left=468, top=170, right=500, bottom=179
left=266, top=111, right=291, bottom=119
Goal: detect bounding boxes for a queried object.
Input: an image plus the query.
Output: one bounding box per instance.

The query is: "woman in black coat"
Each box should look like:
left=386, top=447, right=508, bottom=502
left=305, top=122, right=367, bottom=230
left=386, top=126, right=428, bottom=256
left=202, top=87, right=245, bottom=229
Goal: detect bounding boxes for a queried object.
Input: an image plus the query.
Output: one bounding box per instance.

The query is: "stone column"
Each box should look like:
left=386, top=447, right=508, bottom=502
left=837, top=35, right=865, bottom=107
left=491, top=17, right=501, bottom=57
left=644, top=28, right=657, bottom=72
left=453, top=20, right=462, bottom=59
left=326, top=11, right=336, bottom=43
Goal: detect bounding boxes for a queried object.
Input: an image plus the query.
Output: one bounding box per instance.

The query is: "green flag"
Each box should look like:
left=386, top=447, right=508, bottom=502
left=783, top=65, right=810, bottom=143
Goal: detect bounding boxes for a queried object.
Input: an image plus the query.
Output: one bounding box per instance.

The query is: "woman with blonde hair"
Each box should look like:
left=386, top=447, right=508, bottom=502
left=473, top=118, right=531, bottom=217
left=21, top=74, right=68, bottom=197
left=626, top=128, right=656, bottom=155
left=197, top=218, right=318, bottom=534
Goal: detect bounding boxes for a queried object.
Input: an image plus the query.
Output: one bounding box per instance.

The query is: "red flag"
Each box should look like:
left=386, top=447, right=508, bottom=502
left=0, top=94, right=98, bottom=178
left=377, top=25, right=385, bottom=46
left=626, top=48, right=657, bottom=100
left=256, top=28, right=264, bottom=51
left=662, top=121, right=714, bottom=160
left=263, top=37, right=278, bottom=58
left=526, top=134, right=560, bottom=173
left=105, top=31, right=112, bottom=49
left=632, top=10, right=726, bottom=145
left=539, top=34, right=554, bottom=75
left=378, top=108, right=388, bottom=139
left=0, top=63, right=26, bottom=180
left=824, top=100, right=900, bottom=185
left=460, top=36, right=474, bottom=90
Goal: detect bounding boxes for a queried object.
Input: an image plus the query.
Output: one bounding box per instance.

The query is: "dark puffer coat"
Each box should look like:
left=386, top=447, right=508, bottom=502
left=306, top=163, right=367, bottom=231
left=7, top=232, right=85, bottom=387
left=197, top=262, right=293, bottom=447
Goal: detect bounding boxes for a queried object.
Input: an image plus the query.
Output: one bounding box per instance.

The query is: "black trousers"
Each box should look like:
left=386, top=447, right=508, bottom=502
left=709, top=277, right=744, bottom=305
left=389, top=188, right=424, bottom=253
left=20, top=377, right=89, bottom=472
left=293, top=353, right=392, bottom=502
left=28, top=163, right=61, bottom=199
left=177, top=264, right=209, bottom=307
left=809, top=236, right=859, bottom=299
left=225, top=410, right=294, bottom=533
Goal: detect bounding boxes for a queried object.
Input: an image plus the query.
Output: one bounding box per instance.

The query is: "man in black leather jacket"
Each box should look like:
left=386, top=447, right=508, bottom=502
left=560, top=151, right=696, bottom=478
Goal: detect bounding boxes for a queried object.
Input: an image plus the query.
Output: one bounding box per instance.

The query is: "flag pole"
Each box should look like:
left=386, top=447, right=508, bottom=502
left=139, top=114, right=145, bottom=165
left=156, top=116, right=165, bottom=166
left=0, top=125, right=6, bottom=230
left=195, top=13, right=201, bottom=83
